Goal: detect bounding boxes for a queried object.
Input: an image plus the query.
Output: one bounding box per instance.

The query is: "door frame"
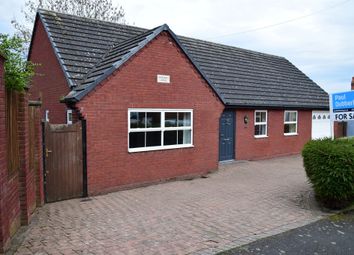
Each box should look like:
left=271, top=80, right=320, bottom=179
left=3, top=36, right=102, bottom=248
left=219, top=110, right=236, bottom=161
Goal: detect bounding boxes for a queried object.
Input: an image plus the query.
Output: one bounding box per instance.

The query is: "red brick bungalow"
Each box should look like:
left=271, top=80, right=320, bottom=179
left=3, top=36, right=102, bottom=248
left=29, top=10, right=329, bottom=195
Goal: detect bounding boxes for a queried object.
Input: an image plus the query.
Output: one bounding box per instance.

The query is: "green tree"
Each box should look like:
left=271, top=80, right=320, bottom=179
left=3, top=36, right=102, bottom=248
left=0, top=34, right=34, bottom=91
left=12, top=0, right=126, bottom=44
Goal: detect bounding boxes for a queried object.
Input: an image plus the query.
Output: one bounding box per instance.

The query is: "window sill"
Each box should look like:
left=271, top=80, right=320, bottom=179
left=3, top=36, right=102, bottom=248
left=254, top=135, right=268, bottom=139
left=129, top=144, right=194, bottom=153
left=284, top=133, right=298, bottom=136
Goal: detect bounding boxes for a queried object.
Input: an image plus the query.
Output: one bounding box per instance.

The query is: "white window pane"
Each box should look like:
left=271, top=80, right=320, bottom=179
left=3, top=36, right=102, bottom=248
left=256, top=111, right=266, bottom=123
left=146, top=112, right=161, bottom=128
left=285, top=112, right=290, bottom=122
left=164, top=130, right=177, bottom=145
left=284, top=123, right=296, bottom=133
left=255, top=124, right=266, bottom=136
left=130, top=112, right=145, bottom=128
left=290, top=112, right=297, bottom=121
left=129, top=132, right=145, bottom=148
left=146, top=131, right=161, bottom=147
left=178, top=130, right=191, bottom=144
left=260, top=112, right=266, bottom=122
left=165, top=112, right=178, bottom=127
left=178, top=112, right=191, bottom=127
left=255, top=112, right=261, bottom=123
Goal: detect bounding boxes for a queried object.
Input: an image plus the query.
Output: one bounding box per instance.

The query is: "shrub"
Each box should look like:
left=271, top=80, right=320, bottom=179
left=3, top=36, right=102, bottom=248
left=0, top=34, right=34, bottom=91
left=302, top=138, right=354, bottom=209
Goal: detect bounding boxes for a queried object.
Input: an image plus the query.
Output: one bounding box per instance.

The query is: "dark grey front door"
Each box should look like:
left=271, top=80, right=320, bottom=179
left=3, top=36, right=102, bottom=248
left=219, top=110, right=235, bottom=161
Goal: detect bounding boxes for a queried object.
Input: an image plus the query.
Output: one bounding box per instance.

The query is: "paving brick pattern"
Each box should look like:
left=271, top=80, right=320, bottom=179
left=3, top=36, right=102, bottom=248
left=14, top=156, right=325, bottom=255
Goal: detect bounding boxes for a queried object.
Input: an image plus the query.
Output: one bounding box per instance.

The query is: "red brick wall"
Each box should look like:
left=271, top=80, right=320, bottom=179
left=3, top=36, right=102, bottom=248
left=77, top=33, right=224, bottom=194
left=0, top=55, right=9, bottom=251
left=28, top=19, right=70, bottom=124
left=235, top=109, right=312, bottom=160
left=0, top=57, right=22, bottom=252
left=0, top=56, right=43, bottom=252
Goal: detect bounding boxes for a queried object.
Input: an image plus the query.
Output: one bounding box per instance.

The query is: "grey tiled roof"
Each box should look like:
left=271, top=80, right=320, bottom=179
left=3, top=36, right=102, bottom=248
left=35, top=9, right=329, bottom=109
left=66, top=25, right=171, bottom=101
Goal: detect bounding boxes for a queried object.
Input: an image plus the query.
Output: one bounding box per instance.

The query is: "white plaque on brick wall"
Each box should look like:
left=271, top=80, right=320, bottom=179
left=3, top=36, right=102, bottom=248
left=157, top=74, right=170, bottom=84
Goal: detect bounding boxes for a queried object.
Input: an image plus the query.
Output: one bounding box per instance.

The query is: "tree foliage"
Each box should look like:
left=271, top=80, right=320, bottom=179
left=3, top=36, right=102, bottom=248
left=0, top=34, right=35, bottom=91
left=12, top=0, right=126, bottom=43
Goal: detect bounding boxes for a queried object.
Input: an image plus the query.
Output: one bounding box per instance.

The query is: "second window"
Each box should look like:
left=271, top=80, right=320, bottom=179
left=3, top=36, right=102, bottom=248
left=254, top=110, right=267, bottom=137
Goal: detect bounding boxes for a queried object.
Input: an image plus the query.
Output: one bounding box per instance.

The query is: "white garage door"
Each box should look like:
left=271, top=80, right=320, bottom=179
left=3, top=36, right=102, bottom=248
left=312, top=111, right=331, bottom=139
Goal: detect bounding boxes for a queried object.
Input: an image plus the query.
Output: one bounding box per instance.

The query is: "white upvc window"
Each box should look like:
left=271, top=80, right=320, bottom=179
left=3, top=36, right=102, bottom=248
left=66, top=109, right=73, bottom=125
left=284, top=110, right=298, bottom=135
left=45, top=110, right=49, bottom=122
left=128, top=109, right=193, bottom=152
left=254, top=110, right=267, bottom=137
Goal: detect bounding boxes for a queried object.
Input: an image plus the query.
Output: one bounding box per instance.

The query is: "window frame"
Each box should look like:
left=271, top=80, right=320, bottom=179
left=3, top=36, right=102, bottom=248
left=66, top=109, right=73, bottom=125
left=254, top=110, right=268, bottom=138
left=284, top=110, right=298, bottom=136
left=128, top=108, right=193, bottom=153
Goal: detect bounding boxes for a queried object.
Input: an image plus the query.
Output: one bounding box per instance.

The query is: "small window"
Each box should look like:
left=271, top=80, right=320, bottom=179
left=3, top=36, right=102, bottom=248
left=128, top=109, right=193, bottom=152
left=284, top=111, right=297, bottom=135
left=45, top=110, right=49, bottom=122
left=254, top=110, right=267, bottom=137
left=66, top=110, right=73, bottom=125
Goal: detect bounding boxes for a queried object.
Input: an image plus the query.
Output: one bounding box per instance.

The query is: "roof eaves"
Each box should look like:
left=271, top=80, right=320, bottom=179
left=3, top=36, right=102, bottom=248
left=225, top=103, right=329, bottom=110
left=37, top=10, right=75, bottom=88
left=64, top=24, right=169, bottom=103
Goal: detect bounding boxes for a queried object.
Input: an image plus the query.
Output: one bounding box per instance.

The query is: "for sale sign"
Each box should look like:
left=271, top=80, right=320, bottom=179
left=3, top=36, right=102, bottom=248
left=330, top=91, right=354, bottom=122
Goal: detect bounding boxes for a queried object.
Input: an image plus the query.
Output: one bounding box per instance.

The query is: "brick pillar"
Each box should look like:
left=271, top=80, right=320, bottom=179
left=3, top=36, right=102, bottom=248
left=28, top=101, right=44, bottom=206
left=18, top=92, right=37, bottom=225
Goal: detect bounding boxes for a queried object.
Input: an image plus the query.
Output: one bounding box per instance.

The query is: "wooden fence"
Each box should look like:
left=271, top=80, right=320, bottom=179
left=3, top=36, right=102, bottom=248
left=5, top=89, right=20, bottom=176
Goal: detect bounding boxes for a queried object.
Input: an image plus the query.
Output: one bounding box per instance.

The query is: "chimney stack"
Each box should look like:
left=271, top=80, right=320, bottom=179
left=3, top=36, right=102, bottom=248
left=352, top=77, right=354, bottom=91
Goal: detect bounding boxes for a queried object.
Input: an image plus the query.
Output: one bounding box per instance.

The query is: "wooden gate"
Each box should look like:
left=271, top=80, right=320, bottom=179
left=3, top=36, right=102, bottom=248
left=44, top=122, right=84, bottom=202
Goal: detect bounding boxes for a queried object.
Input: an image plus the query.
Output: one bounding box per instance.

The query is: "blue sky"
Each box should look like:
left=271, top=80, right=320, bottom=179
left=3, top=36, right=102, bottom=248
left=1, top=0, right=353, bottom=93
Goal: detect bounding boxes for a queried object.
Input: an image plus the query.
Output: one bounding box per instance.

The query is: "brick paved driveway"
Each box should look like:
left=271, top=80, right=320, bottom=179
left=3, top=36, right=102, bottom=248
left=14, top=155, right=325, bottom=255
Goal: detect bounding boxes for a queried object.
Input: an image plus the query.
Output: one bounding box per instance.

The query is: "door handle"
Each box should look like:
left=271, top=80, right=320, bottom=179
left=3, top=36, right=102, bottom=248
left=46, top=148, right=52, bottom=157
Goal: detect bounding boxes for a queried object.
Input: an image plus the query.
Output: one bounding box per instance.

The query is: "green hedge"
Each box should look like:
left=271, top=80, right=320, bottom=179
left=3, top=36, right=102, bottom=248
left=302, top=138, right=354, bottom=209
